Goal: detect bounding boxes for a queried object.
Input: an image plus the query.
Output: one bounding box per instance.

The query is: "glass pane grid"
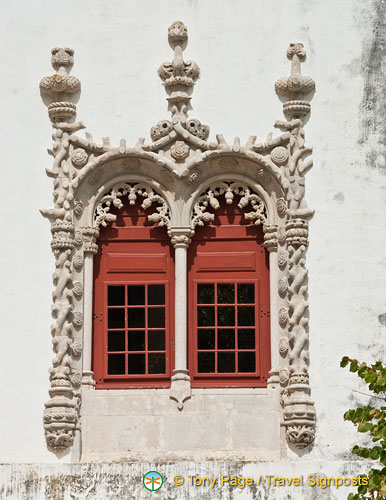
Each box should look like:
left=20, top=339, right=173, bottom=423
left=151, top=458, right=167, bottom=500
left=106, top=284, right=166, bottom=377
left=196, top=282, right=257, bottom=375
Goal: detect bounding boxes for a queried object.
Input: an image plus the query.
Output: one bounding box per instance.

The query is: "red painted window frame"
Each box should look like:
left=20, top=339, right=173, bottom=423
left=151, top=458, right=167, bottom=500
left=92, top=200, right=174, bottom=389
left=188, top=201, right=271, bottom=388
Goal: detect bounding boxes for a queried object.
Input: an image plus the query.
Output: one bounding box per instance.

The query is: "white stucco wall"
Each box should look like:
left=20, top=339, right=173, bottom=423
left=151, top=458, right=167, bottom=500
left=1, top=0, right=385, bottom=495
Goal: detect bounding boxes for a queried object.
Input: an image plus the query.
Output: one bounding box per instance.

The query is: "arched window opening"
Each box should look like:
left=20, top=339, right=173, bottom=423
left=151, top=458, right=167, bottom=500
left=188, top=196, right=270, bottom=387
left=92, top=197, right=175, bottom=388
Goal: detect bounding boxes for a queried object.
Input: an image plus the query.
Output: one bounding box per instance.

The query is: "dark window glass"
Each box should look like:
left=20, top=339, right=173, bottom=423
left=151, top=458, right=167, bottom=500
left=127, top=285, right=145, bottom=305
left=148, top=353, right=165, bottom=374
left=148, top=330, right=165, bottom=351
left=108, top=285, right=125, bottom=306
left=237, top=283, right=255, bottom=304
left=127, top=308, right=145, bottom=328
left=218, top=306, right=235, bottom=326
left=108, top=331, right=125, bottom=351
left=148, top=285, right=165, bottom=305
left=108, top=308, right=125, bottom=329
left=238, top=306, right=255, bottom=326
left=238, top=329, right=255, bottom=349
left=218, top=283, right=235, bottom=304
left=198, top=352, right=215, bottom=373
left=198, top=306, right=215, bottom=326
left=127, top=354, right=145, bottom=374
left=127, top=330, right=145, bottom=351
left=218, top=329, right=235, bottom=349
left=108, top=354, right=125, bottom=374
left=238, top=352, right=256, bottom=372
left=197, top=329, right=215, bottom=350
left=218, top=352, right=235, bottom=373
left=148, top=308, right=165, bottom=328
left=197, top=284, right=215, bottom=304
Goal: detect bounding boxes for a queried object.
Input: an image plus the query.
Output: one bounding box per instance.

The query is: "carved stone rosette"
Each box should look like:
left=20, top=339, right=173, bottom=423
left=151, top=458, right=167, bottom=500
left=40, top=29, right=316, bottom=454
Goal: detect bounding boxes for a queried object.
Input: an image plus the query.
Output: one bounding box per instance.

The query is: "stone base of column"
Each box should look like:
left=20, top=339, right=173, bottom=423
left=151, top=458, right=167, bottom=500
left=81, top=371, right=95, bottom=389
left=170, top=369, right=191, bottom=410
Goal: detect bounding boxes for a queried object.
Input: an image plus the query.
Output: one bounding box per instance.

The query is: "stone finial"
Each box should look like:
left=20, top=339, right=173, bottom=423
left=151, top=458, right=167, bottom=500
left=40, top=47, right=81, bottom=123
left=158, top=21, right=200, bottom=122
left=275, top=43, right=315, bottom=118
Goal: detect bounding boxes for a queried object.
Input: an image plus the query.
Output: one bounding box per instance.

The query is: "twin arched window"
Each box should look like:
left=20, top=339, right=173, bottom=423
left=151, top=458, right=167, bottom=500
left=92, top=196, right=270, bottom=388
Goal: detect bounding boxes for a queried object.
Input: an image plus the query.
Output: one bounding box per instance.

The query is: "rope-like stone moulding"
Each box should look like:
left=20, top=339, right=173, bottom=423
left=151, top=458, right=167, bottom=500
left=191, top=181, right=267, bottom=230
left=94, top=182, right=171, bottom=229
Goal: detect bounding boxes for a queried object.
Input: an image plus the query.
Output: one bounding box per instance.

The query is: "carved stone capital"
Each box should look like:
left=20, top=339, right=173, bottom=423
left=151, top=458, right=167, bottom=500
left=81, top=226, right=100, bottom=255
left=263, top=224, right=278, bottom=252
left=285, top=218, right=308, bottom=247
left=168, top=227, right=193, bottom=248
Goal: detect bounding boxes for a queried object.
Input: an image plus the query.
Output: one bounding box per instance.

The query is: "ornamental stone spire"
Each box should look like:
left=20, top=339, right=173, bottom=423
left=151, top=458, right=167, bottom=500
left=158, top=21, right=200, bottom=123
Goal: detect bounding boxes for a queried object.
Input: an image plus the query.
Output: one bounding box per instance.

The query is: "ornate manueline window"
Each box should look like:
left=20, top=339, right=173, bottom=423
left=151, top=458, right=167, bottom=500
left=40, top=22, right=316, bottom=456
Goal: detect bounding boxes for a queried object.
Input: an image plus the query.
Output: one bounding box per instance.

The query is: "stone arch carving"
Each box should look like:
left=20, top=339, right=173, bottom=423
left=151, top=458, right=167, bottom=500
left=39, top=23, right=316, bottom=455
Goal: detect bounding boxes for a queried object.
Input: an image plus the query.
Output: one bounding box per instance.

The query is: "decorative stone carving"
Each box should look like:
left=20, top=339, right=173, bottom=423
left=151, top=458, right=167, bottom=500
left=276, top=197, right=287, bottom=217
left=278, top=277, right=288, bottom=296
left=278, top=307, right=289, bottom=327
left=72, top=281, right=83, bottom=298
left=279, top=337, right=289, bottom=356
left=39, top=27, right=316, bottom=453
left=191, top=182, right=267, bottom=229
left=271, top=146, right=289, bottom=166
left=40, top=48, right=80, bottom=123
left=263, top=224, right=278, bottom=252
left=150, top=120, right=173, bottom=141
left=71, top=148, right=88, bottom=168
left=94, top=182, right=171, bottom=230
left=171, top=141, right=189, bottom=161
left=186, top=119, right=209, bottom=140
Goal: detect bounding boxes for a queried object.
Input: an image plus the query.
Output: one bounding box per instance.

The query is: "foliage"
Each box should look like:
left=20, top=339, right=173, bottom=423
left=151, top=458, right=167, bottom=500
left=341, top=356, right=386, bottom=499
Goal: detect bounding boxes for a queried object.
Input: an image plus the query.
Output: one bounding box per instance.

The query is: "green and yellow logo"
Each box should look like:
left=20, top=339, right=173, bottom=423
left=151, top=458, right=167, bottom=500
left=143, top=471, right=164, bottom=491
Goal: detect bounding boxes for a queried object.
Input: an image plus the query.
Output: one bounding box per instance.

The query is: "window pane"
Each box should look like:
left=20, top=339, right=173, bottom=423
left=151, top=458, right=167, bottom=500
left=218, top=306, right=235, bottom=326
left=108, top=308, right=125, bottom=328
left=238, top=329, right=255, bottom=349
left=237, top=283, right=255, bottom=304
left=108, top=285, right=125, bottom=306
left=237, top=306, right=255, bottom=326
left=197, top=329, right=215, bottom=350
left=198, top=352, right=215, bottom=373
left=148, top=353, right=166, bottom=374
left=108, top=354, right=125, bottom=374
left=218, top=284, right=234, bottom=304
left=198, top=306, right=215, bottom=326
left=148, top=285, right=165, bottom=305
left=218, top=352, right=235, bottom=373
left=127, top=354, right=145, bottom=374
left=148, top=308, right=165, bottom=328
left=218, top=329, right=235, bottom=349
left=127, top=308, right=145, bottom=328
left=127, top=330, right=145, bottom=351
left=108, top=331, right=125, bottom=351
left=127, top=285, right=145, bottom=305
left=197, top=284, right=214, bottom=304
left=148, top=330, right=165, bottom=351
left=238, top=352, right=256, bottom=372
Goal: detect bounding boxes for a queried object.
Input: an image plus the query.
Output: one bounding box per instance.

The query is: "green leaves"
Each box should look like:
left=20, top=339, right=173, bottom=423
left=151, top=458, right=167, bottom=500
left=341, top=356, right=386, bottom=499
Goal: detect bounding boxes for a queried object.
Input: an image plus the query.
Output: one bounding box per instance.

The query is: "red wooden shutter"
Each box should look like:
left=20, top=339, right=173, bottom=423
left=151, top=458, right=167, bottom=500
left=188, top=200, right=270, bottom=387
left=92, top=199, right=174, bottom=388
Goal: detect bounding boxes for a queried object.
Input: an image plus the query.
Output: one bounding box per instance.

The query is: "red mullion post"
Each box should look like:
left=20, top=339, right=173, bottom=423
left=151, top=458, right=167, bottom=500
left=255, top=280, right=260, bottom=377
left=235, top=282, right=239, bottom=374
left=145, top=283, right=149, bottom=375
left=214, top=282, right=218, bottom=375
left=125, top=283, right=128, bottom=376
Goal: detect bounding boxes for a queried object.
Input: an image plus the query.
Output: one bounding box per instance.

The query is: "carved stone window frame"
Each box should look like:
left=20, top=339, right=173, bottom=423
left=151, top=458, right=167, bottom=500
left=40, top=24, right=316, bottom=454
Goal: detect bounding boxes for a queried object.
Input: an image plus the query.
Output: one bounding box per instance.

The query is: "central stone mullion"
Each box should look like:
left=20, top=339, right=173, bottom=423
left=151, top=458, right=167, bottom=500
left=168, top=227, right=194, bottom=410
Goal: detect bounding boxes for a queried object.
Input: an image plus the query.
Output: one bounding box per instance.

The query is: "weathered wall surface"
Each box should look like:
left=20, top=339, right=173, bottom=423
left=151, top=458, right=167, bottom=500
left=1, top=0, right=386, bottom=495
